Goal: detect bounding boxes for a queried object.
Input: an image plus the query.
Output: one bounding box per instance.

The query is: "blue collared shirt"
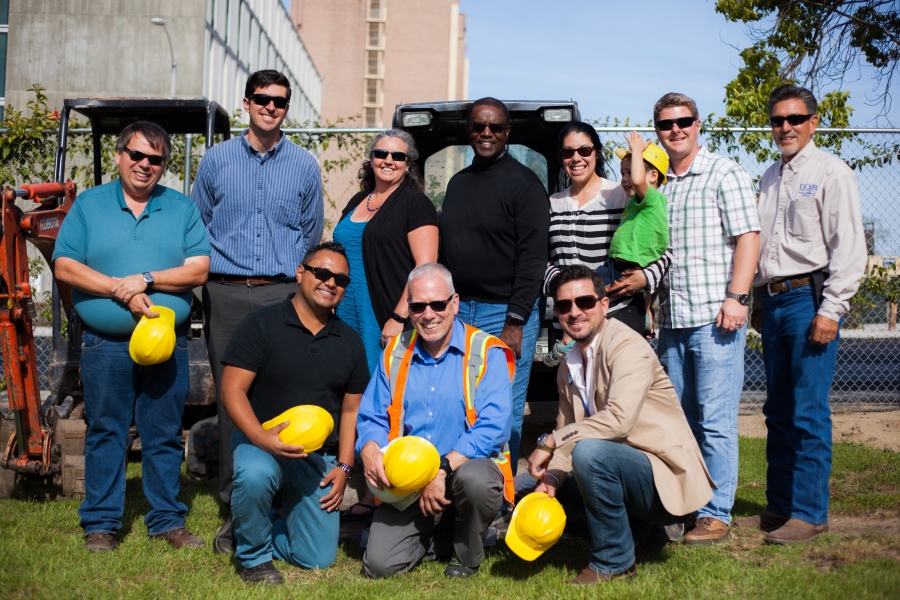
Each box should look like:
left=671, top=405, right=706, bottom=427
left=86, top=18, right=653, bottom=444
left=191, top=131, right=324, bottom=278
left=355, top=319, right=513, bottom=459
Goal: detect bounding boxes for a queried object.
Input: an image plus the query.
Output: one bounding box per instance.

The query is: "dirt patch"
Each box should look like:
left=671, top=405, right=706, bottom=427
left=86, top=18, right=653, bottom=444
left=739, top=411, right=900, bottom=452
left=830, top=514, right=900, bottom=535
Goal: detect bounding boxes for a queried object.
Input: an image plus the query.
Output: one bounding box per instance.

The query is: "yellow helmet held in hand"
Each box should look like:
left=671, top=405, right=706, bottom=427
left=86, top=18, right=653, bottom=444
left=129, top=306, right=176, bottom=366
left=505, top=492, right=567, bottom=561
left=261, top=405, right=334, bottom=453
left=365, top=480, right=421, bottom=511
left=382, top=436, right=440, bottom=492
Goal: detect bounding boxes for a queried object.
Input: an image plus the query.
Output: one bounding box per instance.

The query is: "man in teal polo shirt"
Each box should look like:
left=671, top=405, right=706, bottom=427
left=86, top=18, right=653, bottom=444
left=53, top=121, right=211, bottom=553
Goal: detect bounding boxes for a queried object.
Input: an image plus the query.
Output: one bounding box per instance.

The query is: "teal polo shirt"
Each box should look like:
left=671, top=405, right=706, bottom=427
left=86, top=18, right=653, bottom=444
left=52, top=180, right=210, bottom=336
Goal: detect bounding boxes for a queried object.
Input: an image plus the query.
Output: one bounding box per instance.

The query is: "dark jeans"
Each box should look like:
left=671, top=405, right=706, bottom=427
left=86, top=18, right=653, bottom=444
left=202, top=280, right=296, bottom=507
left=79, top=329, right=189, bottom=536
left=761, top=285, right=840, bottom=525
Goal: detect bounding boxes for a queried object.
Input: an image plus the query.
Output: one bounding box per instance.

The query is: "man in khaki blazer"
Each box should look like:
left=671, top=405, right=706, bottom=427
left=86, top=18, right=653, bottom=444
left=525, top=265, right=714, bottom=584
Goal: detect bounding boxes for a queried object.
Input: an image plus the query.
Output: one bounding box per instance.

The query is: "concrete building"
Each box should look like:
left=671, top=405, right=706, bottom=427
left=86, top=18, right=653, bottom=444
left=3, top=0, right=322, bottom=122
left=291, top=0, right=467, bottom=126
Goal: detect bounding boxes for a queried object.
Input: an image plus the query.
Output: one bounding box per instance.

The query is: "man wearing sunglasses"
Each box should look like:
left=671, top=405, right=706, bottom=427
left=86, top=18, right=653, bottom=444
left=734, top=86, right=866, bottom=545
left=357, top=263, right=514, bottom=579
left=634, top=93, right=760, bottom=545
left=439, top=97, right=550, bottom=472
left=524, top=265, right=713, bottom=584
left=191, top=69, right=324, bottom=554
left=53, top=121, right=211, bottom=552
left=219, top=242, right=369, bottom=584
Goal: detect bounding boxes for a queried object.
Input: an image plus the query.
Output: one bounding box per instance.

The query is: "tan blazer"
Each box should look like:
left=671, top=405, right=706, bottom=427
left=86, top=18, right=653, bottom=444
left=547, top=318, right=714, bottom=517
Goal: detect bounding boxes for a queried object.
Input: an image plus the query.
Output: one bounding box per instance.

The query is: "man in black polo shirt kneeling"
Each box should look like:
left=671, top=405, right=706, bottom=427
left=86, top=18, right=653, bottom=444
left=220, top=241, right=369, bottom=585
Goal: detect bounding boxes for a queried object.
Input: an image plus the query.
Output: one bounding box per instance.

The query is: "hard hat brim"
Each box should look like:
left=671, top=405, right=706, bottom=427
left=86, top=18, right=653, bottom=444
left=504, top=524, right=543, bottom=562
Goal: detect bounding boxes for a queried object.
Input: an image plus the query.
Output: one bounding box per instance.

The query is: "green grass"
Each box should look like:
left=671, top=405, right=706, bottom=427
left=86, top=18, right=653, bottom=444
left=0, top=438, right=898, bottom=599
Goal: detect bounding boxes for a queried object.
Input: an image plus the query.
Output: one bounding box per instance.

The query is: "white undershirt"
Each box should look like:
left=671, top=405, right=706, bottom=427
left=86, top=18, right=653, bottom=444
left=565, top=334, right=601, bottom=416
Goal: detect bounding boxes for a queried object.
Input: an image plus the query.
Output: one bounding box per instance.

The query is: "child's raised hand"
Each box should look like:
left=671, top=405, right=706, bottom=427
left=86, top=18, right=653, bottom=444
left=624, top=131, right=651, bottom=154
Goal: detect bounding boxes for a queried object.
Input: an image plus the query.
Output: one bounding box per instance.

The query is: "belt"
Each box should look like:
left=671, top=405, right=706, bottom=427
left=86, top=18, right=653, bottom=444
left=209, top=273, right=292, bottom=286
left=766, top=275, right=812, bottom=296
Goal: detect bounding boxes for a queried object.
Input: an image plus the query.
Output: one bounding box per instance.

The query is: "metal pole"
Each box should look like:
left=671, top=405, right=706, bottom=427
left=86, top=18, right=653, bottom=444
left=183, top=133, right=193, bottom=195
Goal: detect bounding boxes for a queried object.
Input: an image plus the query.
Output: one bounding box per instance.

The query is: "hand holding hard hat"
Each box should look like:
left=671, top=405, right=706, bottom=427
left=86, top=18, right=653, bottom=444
left=129, top=306, right=176, bottom=365
left=365, top=436, right=440, bottom=510
left=505, top=492, right=567, bottom=561
left=261, top=405, right=335, bottom=453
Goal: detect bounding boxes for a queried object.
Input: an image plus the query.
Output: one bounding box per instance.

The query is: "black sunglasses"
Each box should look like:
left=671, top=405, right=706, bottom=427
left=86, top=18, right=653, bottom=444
left=655, top=116, right=698, bottom=131
left=408, top=295, right=455, bottom=315
left=302, top=265, right=351, bottom=288
left=466, top=121, right=508, bottom=134
left=554, top=295, right=601, bottom=314
left=248, top=93, right=289, bottom=109
left=123, top=147, right=166, bottom=166
left=769, top=113, right=815, bottom=128
left=371, top=149, right=409, bottom=162
left=560, top=146, right=597, bottom=159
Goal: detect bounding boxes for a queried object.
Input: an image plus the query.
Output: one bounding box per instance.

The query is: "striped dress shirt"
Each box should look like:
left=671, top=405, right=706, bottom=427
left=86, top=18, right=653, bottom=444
left=191, top=131, right=324, bottom=278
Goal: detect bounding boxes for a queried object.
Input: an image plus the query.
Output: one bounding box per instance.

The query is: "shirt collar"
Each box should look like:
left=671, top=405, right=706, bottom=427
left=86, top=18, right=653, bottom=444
left=565, top=324, right=603, bottom=373
left=115, top=180, right=163, bottom=216
left=412, top=318, right=466, bottom=362
left=281, top=294, right=340, bottom=337
left=780, top=140, right=817, bottom=173
left=240, top=129, right=287, bottom=159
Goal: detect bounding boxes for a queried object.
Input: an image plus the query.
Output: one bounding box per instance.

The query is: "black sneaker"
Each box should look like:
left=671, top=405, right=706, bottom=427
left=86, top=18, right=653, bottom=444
left=213, top=516, right=234, bottom=555
left=443, top=555, right=479, bottom=578
left=240, top=561, right=283, bottom=585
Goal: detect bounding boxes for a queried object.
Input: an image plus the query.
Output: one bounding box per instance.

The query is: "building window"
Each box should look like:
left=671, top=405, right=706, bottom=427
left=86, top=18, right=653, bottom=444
left=369, top=0, right=381, bottom=19
left=365, top=79, right=379, bottom=105
left=367, top=51, right=379, bottom=76
left=365, top=107, right=379, bottom=128
left=368, top=22, right=380, bottom=48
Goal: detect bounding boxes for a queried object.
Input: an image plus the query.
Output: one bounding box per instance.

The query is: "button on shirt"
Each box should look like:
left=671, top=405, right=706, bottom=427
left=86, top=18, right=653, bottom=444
left=355, top=319, right=513, bottom=459
left=753, top=142, right=867, bottom=321
left=191, top=131, right=323, bottom=278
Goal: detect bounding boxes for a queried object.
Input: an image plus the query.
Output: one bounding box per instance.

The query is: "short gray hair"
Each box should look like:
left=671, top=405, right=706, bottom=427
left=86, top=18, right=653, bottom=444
left=407, top=263, right=455, bottom=298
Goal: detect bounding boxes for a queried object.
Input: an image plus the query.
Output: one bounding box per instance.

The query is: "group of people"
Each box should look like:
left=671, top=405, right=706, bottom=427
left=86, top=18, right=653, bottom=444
left=51, top=68, right=867, bottom=586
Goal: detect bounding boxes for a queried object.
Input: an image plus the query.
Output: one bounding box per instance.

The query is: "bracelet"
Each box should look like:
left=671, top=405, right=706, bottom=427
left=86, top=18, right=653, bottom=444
left=543, top=472, right=560, bottom=486
left=390, top=312, right=407, bottom=324
left=337, top=462, right=354, bottom=479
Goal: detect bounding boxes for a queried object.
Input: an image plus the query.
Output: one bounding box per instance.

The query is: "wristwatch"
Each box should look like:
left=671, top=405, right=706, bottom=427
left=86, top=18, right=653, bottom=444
left=725, top=291, right=750, bottom=306
left=439, top=456, right=454, bottom=477
left=505, top=314, right=525, bottom=327
left=536, top=433, right=555, bottom=454
left=142, top=272, right=155, bottom=289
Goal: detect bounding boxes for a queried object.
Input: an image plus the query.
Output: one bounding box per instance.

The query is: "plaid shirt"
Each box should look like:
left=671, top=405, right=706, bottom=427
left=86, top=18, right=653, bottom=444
left=646, top=147, right=759, bottom=329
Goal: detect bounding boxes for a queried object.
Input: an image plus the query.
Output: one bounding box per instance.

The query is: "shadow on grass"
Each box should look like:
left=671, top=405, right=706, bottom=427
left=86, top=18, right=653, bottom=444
left=733, top=497, right=766, bottom=519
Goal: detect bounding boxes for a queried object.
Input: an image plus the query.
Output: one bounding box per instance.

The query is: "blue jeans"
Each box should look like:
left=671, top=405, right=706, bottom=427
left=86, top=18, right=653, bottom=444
left=658, top=322, right=745, bottom=524
left=761, top=286, right=839, bottom=525
left=457, top=299, right=540, bottom=472
left=231, top=431, right=339, bottom=569
left=78, top=329, right=189, bottom=536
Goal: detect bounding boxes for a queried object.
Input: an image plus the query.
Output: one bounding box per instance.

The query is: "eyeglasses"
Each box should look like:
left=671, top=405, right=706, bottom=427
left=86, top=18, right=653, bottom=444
left=302, top=265, right=351, bottom=288
left=466, top=121, right=508, bottom=134
left=560, top=146, right=597, bottom=159
left=554, top=295, right=601, bottom=314
left=769, top=113, right=815, bottom=128
left=371, top=149, right=409, bottom=162
left=655, top=116, right=698, bottom=131
left=408, top=295, right=455, bottom=314
left=123, top=147, right=166, bottom=166
left=248, top=94, right=289, bottom=109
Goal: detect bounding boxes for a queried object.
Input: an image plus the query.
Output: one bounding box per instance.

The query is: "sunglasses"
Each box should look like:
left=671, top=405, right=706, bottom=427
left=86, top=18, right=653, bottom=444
left=248, top=93, right=289, bottom=109
left=123, top=147, right=166, bottom=166
left=769, top=113, right=815, bottom=128
left=466, top=121, right=508, bottom=134
left=408, top=295, right=455, bottom=315
left=554, top=295, right=601, bottom=314
left=371, top=149, right=409, bottom=162
left=302, top=265, right=351, bottom=288
left=655, top=116, right=698, bottom=131
left=561, top=146, right=597, bottom=159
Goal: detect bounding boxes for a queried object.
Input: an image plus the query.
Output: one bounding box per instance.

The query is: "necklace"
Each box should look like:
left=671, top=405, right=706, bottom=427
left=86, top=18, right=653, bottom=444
left=365, top=192, right=381, bottom=212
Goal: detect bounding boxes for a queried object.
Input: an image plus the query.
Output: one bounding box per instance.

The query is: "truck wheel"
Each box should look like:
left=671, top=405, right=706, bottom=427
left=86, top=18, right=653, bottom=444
left=186, top=415, right=219, bottom=478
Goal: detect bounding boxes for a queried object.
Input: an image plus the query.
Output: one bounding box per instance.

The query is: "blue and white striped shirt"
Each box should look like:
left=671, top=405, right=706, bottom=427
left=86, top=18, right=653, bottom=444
left=191, top=131, right=324, bottom=278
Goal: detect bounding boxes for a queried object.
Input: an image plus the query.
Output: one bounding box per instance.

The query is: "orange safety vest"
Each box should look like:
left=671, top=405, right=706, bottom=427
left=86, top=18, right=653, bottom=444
left=383, top=323, right=517, bottom=506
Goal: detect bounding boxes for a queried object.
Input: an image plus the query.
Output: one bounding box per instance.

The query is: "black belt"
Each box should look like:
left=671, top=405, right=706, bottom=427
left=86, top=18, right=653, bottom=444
left=208, top=273, right=293, bottom=286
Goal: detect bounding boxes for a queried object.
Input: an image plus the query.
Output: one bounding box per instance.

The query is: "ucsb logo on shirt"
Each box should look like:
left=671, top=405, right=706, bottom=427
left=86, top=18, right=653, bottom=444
left=797, top=183, right=819, bottom=199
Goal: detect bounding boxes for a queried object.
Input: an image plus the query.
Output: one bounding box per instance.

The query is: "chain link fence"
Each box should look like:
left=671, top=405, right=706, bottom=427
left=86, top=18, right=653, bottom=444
left=2, top=126, right=898, bottom=412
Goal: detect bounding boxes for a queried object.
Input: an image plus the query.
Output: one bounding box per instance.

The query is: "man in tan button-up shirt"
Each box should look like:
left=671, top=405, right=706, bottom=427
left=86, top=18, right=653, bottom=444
left=738, top=85, right=866, bottom=545
left=524, top=265, right=713, bottom=584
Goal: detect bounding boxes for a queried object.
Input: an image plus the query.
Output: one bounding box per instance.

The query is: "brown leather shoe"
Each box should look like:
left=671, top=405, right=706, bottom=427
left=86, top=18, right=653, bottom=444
left=84, top=532, right=117, bottom=552
left=570, top=564, right=636, bottom=585
left=634, top=526, right=668, bottom=565
left=734, top=509, right=790, bottom=533
left=764, top=519, right=829, bottom=545
left=684, top=517, right=730, bottom=546
left=151, top=528, right=204, bottom=549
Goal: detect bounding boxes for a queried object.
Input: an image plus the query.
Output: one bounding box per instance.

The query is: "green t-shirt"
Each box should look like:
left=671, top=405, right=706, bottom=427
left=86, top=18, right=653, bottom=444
left=609, top=185, right=669, bottom=267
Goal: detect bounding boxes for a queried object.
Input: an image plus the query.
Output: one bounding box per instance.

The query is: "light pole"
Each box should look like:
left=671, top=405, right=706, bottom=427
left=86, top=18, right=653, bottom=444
left=151, top=17, right=177, bottom=97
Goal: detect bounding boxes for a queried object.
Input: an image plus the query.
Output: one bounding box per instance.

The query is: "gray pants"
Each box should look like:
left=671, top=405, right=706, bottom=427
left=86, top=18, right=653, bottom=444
left=363, top=458, right=503, bottom=578
left=202, top=280, right=296, bottom=507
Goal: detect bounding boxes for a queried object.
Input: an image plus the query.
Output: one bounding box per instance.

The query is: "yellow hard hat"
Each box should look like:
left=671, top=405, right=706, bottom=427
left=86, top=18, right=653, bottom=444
left=615, top=142, right=669, bottom=184
left=365, top=480, right=421, bottom=511
left=383, top=436, right=440, bottom=492
left=129, top=306, right=176, bottom=366
left=261, top=405, right=334, bottom=452
left=505, top=492, right=567, bottom=561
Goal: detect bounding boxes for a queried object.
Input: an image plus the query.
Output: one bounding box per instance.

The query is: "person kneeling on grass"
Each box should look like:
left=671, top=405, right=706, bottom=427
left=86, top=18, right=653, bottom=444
left=219, top=242, right=370, bottom=585
left=521, top=265, right=715, bottom=584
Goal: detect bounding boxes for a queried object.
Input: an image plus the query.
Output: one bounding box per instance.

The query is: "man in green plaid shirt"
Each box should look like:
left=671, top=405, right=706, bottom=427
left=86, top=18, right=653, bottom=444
left=642, top=93, right=760, bottom=546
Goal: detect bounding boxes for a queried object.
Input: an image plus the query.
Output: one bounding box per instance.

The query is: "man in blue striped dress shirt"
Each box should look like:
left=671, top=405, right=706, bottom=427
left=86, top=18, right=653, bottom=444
left=191, top=69, right=324, bottom=554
